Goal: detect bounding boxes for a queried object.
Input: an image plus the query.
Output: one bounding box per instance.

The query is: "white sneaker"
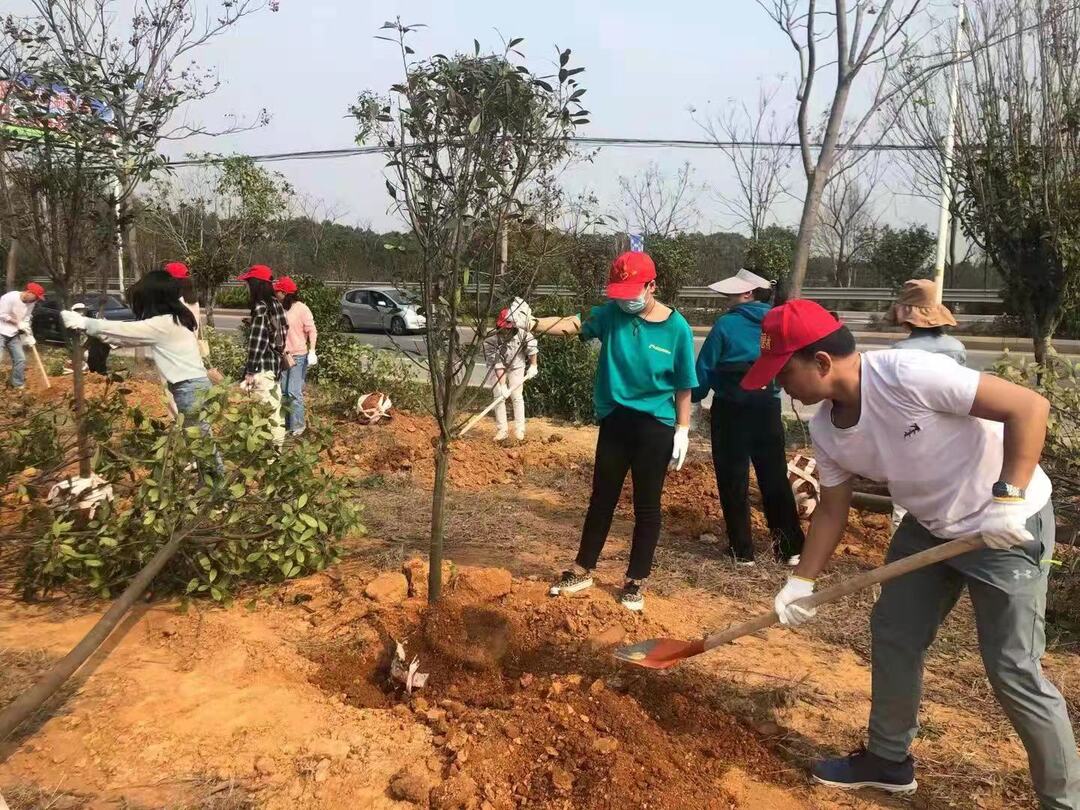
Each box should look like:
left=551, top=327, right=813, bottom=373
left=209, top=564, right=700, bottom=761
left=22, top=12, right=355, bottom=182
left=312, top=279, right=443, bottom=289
left=786, top=555, right=801, bottom=567
left=514, top=432, right=525, bottom=441
left=494, top=430, right=508, bottom=442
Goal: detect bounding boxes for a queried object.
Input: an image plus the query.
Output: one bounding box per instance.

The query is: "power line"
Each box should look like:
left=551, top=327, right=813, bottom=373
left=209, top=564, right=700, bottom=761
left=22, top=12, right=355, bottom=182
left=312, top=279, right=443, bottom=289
left=167, top=136, right=936, bottom=168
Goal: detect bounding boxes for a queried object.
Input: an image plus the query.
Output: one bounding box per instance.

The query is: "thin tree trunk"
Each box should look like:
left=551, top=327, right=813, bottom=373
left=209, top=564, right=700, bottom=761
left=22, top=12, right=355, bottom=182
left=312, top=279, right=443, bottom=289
left=790, top=171, right=829, bottom=296
left=428, top=439, right=450, bottom=604
left=5, top=238, right=17, bottom=292
left=205, top=289, right=216, bottom=328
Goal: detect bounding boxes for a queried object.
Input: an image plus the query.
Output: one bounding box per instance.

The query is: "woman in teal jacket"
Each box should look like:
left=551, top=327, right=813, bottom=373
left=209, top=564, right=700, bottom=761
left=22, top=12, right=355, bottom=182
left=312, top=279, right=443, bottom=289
left=694, top=270, right=804, bottom=566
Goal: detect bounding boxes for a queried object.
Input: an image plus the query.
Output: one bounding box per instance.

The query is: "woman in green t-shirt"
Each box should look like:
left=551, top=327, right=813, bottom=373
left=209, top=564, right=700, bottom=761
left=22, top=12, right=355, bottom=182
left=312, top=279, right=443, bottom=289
left=516, top=252, right=698, bottom=611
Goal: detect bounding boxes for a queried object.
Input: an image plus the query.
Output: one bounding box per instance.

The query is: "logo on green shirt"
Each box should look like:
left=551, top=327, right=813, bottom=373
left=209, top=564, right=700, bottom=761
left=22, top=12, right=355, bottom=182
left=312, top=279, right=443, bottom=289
left=648, top=343, right=671, bottom=355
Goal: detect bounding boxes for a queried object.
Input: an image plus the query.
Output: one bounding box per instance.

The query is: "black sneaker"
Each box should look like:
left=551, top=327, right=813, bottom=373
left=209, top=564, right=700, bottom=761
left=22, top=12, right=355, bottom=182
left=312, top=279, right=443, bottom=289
left=549, top=570, right=593, bottom=596
left=619, top=581, right=644, bottom=612
left=812, top=747, right=917, bottom=794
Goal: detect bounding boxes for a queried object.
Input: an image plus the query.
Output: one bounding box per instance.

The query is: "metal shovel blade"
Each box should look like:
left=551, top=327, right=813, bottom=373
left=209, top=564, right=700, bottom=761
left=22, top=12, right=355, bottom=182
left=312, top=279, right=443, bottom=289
left=612, top=637, right=706, bottom=670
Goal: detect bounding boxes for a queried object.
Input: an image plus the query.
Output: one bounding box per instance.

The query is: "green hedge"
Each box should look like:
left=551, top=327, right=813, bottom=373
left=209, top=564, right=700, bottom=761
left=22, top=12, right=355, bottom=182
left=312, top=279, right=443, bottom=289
left=524, top=335, right=598, bottom=424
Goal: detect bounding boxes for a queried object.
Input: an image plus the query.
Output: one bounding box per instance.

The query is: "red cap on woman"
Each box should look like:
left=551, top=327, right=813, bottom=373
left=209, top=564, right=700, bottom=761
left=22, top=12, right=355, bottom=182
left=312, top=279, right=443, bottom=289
left=163, top=262, right=190, bottom=279
left=273, top=276, right=298, bottom=295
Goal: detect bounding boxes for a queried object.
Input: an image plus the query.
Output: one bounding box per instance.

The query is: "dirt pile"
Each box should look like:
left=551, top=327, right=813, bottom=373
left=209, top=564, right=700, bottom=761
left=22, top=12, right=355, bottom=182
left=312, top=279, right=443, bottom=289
left=327, top=411, right=591, bottom=490
left=306, top=566, right=792, bottom=809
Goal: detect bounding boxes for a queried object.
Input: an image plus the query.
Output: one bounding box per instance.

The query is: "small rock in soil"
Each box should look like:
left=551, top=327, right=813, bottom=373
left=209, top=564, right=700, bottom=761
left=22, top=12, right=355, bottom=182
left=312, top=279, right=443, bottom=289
left=518, top=673, right=534, bottom=689
left=699, top=532, right=719, bottom=544
left=390, top=765, right=434, bottom=805
left=588, top=678, right=605, bottom=695
left=307, top=738, right=351, bottom=760
left=430, top=773, right=478, bottom=810
left=754, top=720, right=784, bottom=737
left=550, top=766, right=574, bottom=793
left=593, top=737, right=619, bottom=754
left=364, top=572, right=409, bottom=604
left=587, top=624, right=626, bottom=650
left=453, top=567, right=513, bottom=602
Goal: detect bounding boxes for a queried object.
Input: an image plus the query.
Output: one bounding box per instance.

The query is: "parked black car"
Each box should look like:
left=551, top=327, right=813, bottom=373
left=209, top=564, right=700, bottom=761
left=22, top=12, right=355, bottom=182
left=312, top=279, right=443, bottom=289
left=31, top=294, right=135, bottom=343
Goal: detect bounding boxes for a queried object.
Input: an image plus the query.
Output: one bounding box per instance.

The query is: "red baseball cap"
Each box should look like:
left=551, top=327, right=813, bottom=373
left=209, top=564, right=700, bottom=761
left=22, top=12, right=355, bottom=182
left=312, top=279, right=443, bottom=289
left=606, top=252, right=656, bottom=300
left=273, top=276, right=298, bottom=295
left=496, top=307, right=513, bottom=328
left=238, top=264, right=273, bottom=282
left=740, top=299, right=843, bottom=391
left=163, top=261, right=189, bottom=279
left=25, top=282, right=46, bottom=300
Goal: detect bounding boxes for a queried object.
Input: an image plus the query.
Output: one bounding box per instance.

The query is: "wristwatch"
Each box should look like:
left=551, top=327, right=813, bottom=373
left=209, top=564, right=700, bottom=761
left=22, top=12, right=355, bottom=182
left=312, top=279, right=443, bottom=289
left=992, top=481, right=1025, bottom=502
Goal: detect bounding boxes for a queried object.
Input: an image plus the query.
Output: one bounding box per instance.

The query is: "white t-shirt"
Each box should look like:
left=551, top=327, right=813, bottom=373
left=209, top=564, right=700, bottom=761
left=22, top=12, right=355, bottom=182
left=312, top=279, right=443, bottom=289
left=84, top=314, right=206, bottom=384
left=0, top=290, right=33, bottom=338
left=810, top=350, right=1052, bottom=538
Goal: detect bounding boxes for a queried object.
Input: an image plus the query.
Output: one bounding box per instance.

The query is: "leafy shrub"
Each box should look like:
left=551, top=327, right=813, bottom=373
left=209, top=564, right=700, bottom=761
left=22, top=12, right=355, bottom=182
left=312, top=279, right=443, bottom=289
left=524, top=335, right=597, bottom=423
left=991, top=352, right=1080, bottom=633
left=204, top=327, right=247, bottom=381
left=314, top=333, right=428, bottom=412
left=21, top=385, right=363, bottom=602
left=213, top=286, right=249, bottom=309
left=293, top=275, right=342, bottom=335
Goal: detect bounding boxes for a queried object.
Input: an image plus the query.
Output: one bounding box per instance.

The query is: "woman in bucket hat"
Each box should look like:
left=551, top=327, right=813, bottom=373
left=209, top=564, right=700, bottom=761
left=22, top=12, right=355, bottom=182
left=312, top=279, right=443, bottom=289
left=888, top=279, right=966, bottom=365
left=513, top=251, right=698, bottom=612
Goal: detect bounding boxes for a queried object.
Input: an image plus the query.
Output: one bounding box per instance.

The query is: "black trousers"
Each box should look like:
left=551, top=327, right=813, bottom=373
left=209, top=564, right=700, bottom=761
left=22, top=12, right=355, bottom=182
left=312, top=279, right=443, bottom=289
left=710, top=397, right=805, bottom=560
left=576, top=406, right=674, bottom=580
left=86, top=337, right=111, bottom=375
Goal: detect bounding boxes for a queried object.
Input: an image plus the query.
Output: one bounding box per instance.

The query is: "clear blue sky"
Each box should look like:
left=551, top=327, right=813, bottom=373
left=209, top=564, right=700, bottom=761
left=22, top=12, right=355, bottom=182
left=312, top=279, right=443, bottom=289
left=11, top=0, right=939, bottom=234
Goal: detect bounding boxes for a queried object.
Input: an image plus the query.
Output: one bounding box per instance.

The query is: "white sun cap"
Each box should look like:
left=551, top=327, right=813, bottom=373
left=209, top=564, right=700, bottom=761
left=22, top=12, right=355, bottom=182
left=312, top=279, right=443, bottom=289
left=708, top=269, right=773, bottom=295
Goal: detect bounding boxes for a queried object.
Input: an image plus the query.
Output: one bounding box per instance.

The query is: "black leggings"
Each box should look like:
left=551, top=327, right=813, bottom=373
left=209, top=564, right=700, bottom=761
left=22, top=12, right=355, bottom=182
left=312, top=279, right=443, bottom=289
left=710, top=397, right=805, bottom=560
left=575, top=406, right=674, bottom=580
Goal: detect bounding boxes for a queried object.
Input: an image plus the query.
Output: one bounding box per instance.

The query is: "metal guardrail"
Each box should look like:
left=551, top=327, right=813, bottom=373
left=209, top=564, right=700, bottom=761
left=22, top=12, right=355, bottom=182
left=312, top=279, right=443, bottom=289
left=36, top=278, right=1004, bottom=304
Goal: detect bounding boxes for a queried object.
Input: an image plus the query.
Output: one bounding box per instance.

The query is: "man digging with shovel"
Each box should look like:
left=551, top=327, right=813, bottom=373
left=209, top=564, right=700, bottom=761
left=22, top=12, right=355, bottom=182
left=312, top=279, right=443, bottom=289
left=741, top=300, right=1079, bottom=806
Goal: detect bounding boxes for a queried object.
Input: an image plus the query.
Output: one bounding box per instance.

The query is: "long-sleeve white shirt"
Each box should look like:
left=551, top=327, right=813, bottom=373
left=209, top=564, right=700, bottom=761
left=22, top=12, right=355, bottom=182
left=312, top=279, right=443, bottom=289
left=0, top=291, right=33, bottom=338
left=84, top=315, right=207, bottom=384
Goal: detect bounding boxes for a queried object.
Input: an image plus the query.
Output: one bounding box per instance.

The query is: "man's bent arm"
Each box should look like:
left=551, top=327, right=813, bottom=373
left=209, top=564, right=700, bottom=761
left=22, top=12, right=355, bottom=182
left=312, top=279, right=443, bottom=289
left=794, top=480, right=854, bottom=580
left=969, top=374, right=1049, bottom=490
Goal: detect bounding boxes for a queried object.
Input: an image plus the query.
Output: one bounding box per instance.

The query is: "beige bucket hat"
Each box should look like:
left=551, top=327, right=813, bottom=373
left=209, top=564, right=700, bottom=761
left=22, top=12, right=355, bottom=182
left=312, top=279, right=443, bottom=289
left=889, top=279, right=957, bottom=328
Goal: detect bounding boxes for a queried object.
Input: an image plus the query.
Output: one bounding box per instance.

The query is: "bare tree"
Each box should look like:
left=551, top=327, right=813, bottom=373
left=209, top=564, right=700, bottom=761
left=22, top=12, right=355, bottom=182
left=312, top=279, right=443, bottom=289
left=290, top=192, right=347, bottom=268
left=815, top=158, right=881, bottom=286
left=692, top=82, right=794, bottom=239
left=757, top=0, right=950, bottom=295
left=617, top=161, right=700, bottom=238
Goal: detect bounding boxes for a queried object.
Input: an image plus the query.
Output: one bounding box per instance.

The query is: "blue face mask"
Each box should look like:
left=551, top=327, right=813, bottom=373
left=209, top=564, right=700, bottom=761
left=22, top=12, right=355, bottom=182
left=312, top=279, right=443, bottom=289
left=617, top=294, right=647, bottom=314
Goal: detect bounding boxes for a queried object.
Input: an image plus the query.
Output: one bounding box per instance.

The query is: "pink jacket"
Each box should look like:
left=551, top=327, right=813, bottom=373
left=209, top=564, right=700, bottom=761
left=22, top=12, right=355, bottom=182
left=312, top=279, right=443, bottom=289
left=284, top=301, right=317, bottom=356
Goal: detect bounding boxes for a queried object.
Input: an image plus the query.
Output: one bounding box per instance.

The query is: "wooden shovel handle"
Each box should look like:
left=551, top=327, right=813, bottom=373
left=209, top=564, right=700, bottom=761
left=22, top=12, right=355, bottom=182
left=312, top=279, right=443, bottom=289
left=702, top=534, right=984, bottom=653
left=30, top=344, right=51, bottom=389
left=458, top=377, right=528, bottom=437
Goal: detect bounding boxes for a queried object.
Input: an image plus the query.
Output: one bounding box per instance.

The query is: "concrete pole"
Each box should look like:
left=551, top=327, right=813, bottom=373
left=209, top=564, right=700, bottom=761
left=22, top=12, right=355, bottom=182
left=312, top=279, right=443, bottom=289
left=932, top=2, right=966, bottom=304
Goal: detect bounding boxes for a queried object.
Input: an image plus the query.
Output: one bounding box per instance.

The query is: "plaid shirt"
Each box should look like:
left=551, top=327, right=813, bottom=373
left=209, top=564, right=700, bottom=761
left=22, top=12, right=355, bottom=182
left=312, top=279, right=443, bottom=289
left=245, top=300, right=287, bottom=375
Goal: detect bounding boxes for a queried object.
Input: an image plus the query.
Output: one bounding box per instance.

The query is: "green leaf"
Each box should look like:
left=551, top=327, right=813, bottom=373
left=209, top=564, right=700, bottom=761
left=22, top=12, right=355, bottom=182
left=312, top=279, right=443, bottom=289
left=468, top=114, right=481, bottom=135
left=385, top=179, right=397, bottom=199
left=297, top=493, right=309, bottom=509
left=229, top=482, right=245, bottom=498
left=560, top=48, right=571, bottom=66
left=474, top=38, right=480, bottom=55
left=508, top=37, right=524, bottom=48
left=299, top=513, right=319, bottom=528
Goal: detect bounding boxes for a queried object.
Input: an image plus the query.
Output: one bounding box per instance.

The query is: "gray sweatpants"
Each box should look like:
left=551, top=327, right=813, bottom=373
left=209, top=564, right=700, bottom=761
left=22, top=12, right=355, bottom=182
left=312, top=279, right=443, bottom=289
left=869, top=501, right=1080, bottom=809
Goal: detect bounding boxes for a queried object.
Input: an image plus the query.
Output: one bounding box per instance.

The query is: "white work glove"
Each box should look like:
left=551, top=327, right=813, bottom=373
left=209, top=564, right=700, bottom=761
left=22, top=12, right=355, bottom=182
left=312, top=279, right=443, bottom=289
left=21, top=332, right=35, bottom=347
left=240, top=373, right=255, bottom=392
left=978, top=499, right=1035, bottom=550
left=670, top=425, right=689, bottom=471
left=308, top=350, right=318, bottom=367
left=61, top=310, right=89, bottom=331
left=18, top=321, right=32, bottom=335
left=524, top=365, right=538, bottom=382
left=774, top=576, right=817, bottom=627
left=494, top=381, right=510, bottom=400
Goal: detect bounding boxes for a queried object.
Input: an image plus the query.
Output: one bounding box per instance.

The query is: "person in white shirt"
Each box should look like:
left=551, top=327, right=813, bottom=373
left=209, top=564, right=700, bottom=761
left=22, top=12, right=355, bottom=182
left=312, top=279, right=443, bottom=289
left=61, top=271, right=211, bottom=423
left=482, top=306, right=538, bottom=441
left=739, top=299, right=1078, bottom=806
left=0, top=282, right=45, bottom=389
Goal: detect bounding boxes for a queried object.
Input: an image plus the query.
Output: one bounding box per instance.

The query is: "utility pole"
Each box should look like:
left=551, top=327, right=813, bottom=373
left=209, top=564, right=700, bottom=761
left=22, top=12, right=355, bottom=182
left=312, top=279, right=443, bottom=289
left=932, top=1, right=966, bottom=304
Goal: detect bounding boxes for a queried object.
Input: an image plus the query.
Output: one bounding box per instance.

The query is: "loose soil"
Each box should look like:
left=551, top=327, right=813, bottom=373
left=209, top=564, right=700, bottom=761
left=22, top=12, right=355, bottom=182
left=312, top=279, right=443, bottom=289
left=0, top=389, right=1076, bottom=809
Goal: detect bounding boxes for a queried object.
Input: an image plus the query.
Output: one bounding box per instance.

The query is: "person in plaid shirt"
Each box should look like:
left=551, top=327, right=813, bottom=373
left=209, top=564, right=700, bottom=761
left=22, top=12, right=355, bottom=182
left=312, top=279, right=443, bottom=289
left=238, top=265, right=287, bottom=446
